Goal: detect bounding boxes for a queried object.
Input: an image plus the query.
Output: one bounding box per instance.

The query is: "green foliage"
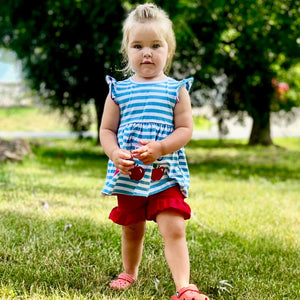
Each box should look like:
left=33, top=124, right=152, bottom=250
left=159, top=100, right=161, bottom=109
left=175, top=0, right=300, bottom=99
left=0, top=0, right=125, bottom=132
left=272, top=63, right=300, bottom=110
left=1, top=0, right=299, bottom=144
left=0, top=138, right=299, bottom=299
left=173, top=0, right=300, bottom=144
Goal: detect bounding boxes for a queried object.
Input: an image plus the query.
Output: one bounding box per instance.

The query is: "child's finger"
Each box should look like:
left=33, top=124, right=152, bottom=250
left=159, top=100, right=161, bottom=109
left=120, top=149, right=133, bottom=159
left=138, top=140, right=151, bottom=145
left=132, top=146, right=147, bottom=155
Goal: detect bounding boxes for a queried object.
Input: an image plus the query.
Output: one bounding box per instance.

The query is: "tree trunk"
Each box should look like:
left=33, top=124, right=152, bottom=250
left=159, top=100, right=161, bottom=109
left=95, top=99, right=104, bottom=146
left=249, top=109, right=273, bottom=146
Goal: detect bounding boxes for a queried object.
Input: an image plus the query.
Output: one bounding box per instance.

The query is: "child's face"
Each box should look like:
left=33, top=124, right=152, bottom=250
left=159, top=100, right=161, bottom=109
left=127, top=21, right=169, bottom=81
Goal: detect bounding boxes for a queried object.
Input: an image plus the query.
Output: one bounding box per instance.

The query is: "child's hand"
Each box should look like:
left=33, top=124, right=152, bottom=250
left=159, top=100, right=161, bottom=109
left=111, top=149, right=134, bottom=175
left=132, top=140, right=163, bottom=165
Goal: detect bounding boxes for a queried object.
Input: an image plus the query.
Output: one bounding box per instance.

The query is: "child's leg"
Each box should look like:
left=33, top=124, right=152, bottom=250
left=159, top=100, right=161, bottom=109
left=122, top=221, right=146, bottom=280
left=156, top=210, right=190, bottom=291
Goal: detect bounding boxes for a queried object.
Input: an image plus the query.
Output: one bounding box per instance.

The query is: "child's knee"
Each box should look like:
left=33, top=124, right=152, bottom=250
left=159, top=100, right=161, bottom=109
left=157, top=211, right=186, bottom=240
left=122, top=222, right=146, bottom=241
left=166, top=228, right=185, bottom=243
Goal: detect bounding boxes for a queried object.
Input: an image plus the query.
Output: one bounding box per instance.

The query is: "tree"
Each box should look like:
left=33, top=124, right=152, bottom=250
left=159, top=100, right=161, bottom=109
left=0, top=0, right=125, bottom=143
left=174, top=0, right=300, bottom=145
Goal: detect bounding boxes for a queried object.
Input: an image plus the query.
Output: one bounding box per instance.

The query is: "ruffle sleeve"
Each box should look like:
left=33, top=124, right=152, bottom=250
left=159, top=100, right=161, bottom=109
left=105, top=75, right=118, bottom=103
left=176, top=77, right=194, bottom=102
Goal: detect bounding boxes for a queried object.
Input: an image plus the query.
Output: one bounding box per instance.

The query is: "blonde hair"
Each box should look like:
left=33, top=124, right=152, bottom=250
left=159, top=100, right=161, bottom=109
left=121, top=3, right=176, bottom=74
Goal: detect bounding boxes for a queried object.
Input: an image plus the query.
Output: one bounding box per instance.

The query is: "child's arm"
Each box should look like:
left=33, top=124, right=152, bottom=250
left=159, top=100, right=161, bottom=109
left=100, top=94, right=134, bottom=175
left=132, top=86, right=193, bottom=165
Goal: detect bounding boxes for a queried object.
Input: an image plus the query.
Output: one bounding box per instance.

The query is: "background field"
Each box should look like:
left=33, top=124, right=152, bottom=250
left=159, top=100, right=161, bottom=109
left=0, top=135, right=299, bottom=299
left=0, top=106, right=211, bottom=133
left=0, top=107, right=79, bottom=132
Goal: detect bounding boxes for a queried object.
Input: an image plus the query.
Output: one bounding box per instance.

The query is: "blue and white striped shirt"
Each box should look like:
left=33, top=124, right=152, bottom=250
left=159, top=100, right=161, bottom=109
left=101, top=76, right=193, bottom=197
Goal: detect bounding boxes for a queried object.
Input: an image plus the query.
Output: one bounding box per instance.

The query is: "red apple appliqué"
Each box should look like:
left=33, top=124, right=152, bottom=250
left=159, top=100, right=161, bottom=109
left=151, top=164, right=165, bottom=181
left=130, top=164, right=145, bottom=181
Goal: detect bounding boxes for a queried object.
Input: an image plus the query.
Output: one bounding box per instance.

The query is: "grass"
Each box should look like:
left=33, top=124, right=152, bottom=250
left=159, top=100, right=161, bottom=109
left=0, top=107, right=211, bottom=132
left=0, top=137, right=300, bottom=299
left=0, top=107, right=72, bottom=132
left=192, top=115, right=212, bottom=131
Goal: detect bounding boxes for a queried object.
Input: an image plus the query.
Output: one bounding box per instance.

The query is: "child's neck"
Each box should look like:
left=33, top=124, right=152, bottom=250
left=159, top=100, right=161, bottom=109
left=132, top=74, right=167, bottom=82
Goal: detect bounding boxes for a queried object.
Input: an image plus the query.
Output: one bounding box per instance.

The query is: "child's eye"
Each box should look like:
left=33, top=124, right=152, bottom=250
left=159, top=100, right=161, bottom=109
left=133, top=45, right=142, bottom=49
left=152, top=44, right=160, bottom=49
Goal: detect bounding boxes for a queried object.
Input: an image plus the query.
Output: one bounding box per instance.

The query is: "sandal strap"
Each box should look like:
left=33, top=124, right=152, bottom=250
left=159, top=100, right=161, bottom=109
left=176, top=284, right=200, bottom=297
left=117, top=273, right=135, bottom=284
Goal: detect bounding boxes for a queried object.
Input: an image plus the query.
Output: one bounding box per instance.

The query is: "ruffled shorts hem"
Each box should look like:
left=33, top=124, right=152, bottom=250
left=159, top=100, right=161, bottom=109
left=109, top=207, right=146, bottom=226
left=109, top=185, right=191, bottom=226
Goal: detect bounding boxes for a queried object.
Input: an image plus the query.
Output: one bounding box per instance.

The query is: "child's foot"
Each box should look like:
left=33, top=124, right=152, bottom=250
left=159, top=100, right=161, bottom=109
left=170, top=284, right=209, bottom=300
left=110, top=273, right=136, bottom=290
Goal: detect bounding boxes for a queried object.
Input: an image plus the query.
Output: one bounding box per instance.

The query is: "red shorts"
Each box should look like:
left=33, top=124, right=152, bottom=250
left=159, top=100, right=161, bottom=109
left=109, top=185, right=191, bottom=226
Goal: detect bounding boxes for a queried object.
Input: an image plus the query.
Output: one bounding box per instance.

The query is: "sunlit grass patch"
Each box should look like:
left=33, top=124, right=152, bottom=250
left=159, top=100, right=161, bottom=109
left=0, top=107, right=71, bottom=132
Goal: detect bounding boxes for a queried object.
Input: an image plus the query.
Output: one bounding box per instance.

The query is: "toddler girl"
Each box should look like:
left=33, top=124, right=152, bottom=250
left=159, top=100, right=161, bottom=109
left=100, top=3, right=209, bottom=300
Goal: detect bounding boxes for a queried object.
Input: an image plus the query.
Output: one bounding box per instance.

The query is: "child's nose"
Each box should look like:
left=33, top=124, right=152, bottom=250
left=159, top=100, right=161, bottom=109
left=143, top=47, right=152, bottom=57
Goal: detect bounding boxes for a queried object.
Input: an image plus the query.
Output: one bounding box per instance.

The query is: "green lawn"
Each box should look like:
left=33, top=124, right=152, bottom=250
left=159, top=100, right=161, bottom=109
left=0, top=138, right=299, bottom=299
left=0, top=107, right=71, bottom=132
left=0, top=107, right=210, bottom=132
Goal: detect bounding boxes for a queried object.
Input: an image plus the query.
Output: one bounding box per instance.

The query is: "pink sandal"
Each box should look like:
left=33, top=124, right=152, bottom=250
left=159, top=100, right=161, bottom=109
left=109, top=273, right=136, bottom=290
left=171, top=284, right=210, bottom=300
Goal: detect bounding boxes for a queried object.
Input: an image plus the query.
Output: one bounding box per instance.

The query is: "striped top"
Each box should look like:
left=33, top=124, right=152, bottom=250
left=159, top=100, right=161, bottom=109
left=101, top=75, right=193, bottom=198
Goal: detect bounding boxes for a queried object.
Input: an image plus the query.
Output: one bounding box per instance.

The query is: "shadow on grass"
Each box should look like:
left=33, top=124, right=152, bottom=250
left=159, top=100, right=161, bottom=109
left=28, top=139, right=300, bottom=183
left=0, top=210, right=299, bottom=299
left=29, top=141, right=109, bottom=178
left=188, top=159, right=300, bottom=182
left=186, top=140, right=300, bottom=182
left=187, top=139, right=248, bottom=149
